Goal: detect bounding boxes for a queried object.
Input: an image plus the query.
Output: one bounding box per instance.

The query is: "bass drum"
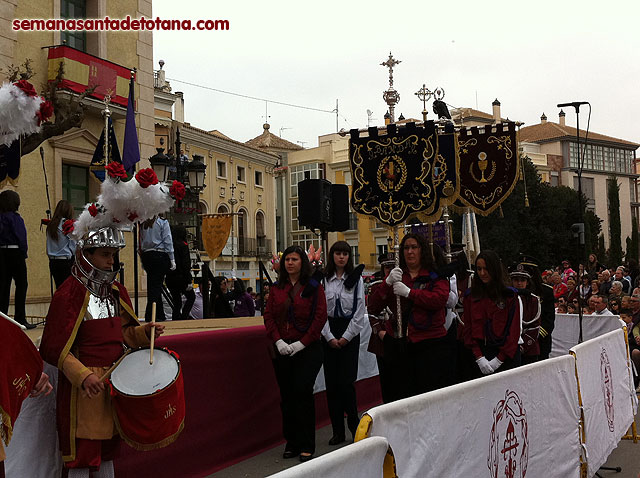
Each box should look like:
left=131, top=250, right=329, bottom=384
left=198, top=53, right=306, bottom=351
left=110, top=347, right=185, bottom=450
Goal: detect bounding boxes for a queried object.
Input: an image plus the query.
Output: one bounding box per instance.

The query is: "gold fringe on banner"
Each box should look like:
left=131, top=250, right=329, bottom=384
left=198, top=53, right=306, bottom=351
left=202, top=215, right=233, bottom=260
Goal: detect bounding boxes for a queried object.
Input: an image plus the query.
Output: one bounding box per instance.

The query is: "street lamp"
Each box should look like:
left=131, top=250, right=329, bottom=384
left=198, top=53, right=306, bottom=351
left=149, top=146, right=171, bottom=183
left=187, top=154, right=206, bottom=191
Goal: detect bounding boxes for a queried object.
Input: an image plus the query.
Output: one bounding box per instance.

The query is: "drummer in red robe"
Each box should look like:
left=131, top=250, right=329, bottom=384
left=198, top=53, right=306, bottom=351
left=40, top=225, right=164, bottom=478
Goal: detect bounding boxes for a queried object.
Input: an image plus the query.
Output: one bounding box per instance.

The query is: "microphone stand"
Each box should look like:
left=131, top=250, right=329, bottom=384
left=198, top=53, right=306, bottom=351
left=559, top=102, right=586, bottom=344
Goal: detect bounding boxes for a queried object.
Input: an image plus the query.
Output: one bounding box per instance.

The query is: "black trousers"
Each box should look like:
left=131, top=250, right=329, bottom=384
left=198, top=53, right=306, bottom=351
left=49, top=258, right=73, bottom=289
left=272, top=340, right=323, bottom=454
left=322, top=334, right=360, bottom=437
left=141, top=251, right=170, bottom=322
left=407, top=334, right=454, bottom=395
left=167, top=282, right=196, bottom=320
left=0, top=249, right=27, bottom=324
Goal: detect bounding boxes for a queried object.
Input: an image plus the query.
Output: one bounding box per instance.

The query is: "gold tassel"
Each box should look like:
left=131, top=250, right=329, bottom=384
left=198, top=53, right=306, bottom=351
left=524, top=191, right=530, bottom=208
left=499, top=206, right=504, bottom=218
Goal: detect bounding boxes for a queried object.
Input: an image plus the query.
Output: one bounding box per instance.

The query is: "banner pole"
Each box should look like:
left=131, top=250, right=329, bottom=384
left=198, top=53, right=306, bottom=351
left=394, top=226, right=403, bottom=338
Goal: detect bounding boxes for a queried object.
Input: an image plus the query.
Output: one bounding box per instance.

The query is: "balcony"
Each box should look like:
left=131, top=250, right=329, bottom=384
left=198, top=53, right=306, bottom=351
left=46, top=45, right=133, bottom=110
left=220, top=237, right=273, bottom=258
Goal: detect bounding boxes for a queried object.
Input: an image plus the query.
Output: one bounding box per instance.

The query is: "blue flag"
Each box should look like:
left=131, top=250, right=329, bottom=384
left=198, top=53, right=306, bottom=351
left=90, top=116, right=121, bottom=182
left=122, top=77, right=140, bottom=174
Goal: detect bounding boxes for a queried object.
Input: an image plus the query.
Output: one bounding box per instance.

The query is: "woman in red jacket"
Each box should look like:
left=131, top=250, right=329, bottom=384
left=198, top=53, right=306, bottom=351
left=263, top=245, right=327, bottom=462
left=368, top=233, right=451, bottom=398
left=463, top=250, right=522, bottom=378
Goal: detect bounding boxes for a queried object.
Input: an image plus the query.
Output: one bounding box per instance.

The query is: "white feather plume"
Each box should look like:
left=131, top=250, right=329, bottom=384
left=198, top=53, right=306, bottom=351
left=71, top=173, right=175, bottom=240
left=0, top=82, right=43, bottom=146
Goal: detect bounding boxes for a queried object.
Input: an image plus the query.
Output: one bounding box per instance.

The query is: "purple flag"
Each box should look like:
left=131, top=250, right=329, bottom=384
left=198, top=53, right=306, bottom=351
left=122, top=76, right=140, bottom=173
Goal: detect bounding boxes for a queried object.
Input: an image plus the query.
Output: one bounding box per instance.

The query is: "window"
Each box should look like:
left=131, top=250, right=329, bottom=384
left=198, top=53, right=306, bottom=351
left=289, top=163, right=325, bottom=198
left=569, top=142, right=634, bottom=174
left=344, top=170, right=352, bottom=186
left=217, top=204, right=229, bottom=214
left=631, top=178, right=637, bottom=203
left=573, top=176, right=595, bottom=211
left=237, top=166, right=245, bottom=183
left=62, top=164, right=89, bottom=215
left=61, top=0, right=86, bottom=51
left=255, top=170, right=263, bottom=187
left=377, top=245, right=388, bottom=256
left=217, top=160, right=226, bottom=178
left=348, top=212, right=358, bottom=230
left=291, top=232, right=321, bottom=251
left=351, top=245, right=360, bottom=264
left=291, top=200, right=300, bottom=232
left=256, top=211, right=265, bottom=237
left=550, top=171, right=559, bottom=187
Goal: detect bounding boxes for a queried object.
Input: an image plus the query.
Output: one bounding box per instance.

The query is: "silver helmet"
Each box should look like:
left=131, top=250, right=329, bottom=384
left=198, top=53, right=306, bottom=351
left=72, top=226, right=125, bottom=298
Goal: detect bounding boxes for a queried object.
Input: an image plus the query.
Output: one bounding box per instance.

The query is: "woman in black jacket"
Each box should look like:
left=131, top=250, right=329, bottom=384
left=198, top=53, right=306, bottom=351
left=166, top=225, right=195, bottom=320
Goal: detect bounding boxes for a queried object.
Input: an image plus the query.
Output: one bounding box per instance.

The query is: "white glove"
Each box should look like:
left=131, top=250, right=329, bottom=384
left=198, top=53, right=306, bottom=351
left=290, top=341, right=306, bottom=356
left=488, top=357, right=503, bottom=372
left=275, top=339, right=292, bottom=356
left=386, top=267, right=403, bottom=286
left=170, top=260, right=176, bottom=271
left=393, top=281, right=411, bottom=298
left=476, top=356, right=494, bottom=375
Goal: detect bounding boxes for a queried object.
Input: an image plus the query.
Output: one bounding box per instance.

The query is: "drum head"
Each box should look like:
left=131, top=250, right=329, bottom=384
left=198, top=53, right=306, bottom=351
left=111, top=349, right=179, bottom=396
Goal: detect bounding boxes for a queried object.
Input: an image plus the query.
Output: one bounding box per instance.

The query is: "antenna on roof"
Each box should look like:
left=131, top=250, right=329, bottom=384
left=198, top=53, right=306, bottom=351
left=279, top=127, right=292, bottom=137
left=262, top=101, right=271, bottom=124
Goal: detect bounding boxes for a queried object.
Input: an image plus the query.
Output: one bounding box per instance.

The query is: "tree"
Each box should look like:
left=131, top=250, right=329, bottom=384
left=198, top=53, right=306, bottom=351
left=2, top=60, right=93, bottom=156
left=452, top=155, right=603, bottom=269
left=607, top=176, right=623, bottom=268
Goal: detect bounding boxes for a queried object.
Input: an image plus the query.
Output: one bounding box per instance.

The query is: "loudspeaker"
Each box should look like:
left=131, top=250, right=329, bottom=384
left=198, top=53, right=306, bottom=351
left=298, top=179, right=332, bottom=229
left=329, top=184, right=350, bottom=232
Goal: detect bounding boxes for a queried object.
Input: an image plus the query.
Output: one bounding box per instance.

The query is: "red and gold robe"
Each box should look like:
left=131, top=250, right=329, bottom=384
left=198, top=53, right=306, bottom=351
left=40, top=278, right=149, bottom=464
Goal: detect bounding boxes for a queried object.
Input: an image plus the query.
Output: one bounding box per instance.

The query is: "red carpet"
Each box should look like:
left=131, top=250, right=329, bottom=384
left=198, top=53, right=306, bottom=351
left=114, top=325, right=382, bottom=477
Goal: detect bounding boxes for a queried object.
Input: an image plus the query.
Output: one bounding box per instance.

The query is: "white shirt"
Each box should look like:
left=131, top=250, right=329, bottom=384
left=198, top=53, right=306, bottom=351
left=321, top=273, right=365, bottom=342
left=595, top=307, right=614, bottom=316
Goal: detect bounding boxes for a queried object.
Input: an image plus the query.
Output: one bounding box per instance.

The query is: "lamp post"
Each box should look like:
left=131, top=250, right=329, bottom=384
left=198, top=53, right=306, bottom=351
left=150, top=127, right=208, bottom=242
left=229, top=183, right=237, bottom=278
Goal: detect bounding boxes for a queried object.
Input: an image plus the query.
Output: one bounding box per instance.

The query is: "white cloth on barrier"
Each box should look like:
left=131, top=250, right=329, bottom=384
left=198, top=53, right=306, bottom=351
left=5, top=362, right=62, bottom=478
left=550, top=314, right=623, bottom=358
left=365, top=356, right=581, bottom=478
left=570, top=328, right=637, bottom=477
left=314, top=314, right=378, bottom=393
left=266, top=436, right=388, bottom=478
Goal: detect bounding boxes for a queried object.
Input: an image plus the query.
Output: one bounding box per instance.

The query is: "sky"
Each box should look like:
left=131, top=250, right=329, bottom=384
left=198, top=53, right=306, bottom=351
left=152, top=0, right=640, bottom=150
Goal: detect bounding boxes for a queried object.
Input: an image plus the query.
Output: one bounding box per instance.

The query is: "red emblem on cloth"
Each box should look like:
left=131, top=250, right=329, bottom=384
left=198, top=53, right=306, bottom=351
left=488, top=390, right=529, bottom=478
left=600, top=347, right=615, bottom=432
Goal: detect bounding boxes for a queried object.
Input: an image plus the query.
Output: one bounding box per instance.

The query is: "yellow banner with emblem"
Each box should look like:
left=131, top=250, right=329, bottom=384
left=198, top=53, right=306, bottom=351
left=202, top=215, right=232, bottom=260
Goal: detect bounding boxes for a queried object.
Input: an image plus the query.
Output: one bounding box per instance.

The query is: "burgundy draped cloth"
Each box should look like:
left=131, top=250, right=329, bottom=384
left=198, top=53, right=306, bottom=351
left=114, top=325, right=381, bottom=477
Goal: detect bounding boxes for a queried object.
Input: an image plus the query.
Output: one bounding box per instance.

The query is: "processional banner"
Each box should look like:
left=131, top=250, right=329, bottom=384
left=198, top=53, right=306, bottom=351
left=456, top=121, right=519, bottom=216
left=416, top=122, right=460, bottom=223
left=349, top=122, right=440, bottom=227
left=201, top=215, right=232, bottom=260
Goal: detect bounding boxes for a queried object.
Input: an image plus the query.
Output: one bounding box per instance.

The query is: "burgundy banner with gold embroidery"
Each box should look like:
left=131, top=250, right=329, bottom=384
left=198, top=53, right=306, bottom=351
left=456, top=122, right=519, bottom=216
left=0, top=319, right=43, bottom=447
left=349, top=122, right=438, bottom=227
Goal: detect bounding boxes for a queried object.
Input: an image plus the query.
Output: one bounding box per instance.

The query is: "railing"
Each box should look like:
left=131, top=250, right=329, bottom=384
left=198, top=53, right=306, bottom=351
left=220, top=237, right=273, bottom=258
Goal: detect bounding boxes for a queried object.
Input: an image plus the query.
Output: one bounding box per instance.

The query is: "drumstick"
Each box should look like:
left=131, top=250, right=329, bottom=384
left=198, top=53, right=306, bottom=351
left=149, top=302, right=156, bottom=365
left=98, top=352, right=129, bottom=382
left=0, top=310, right=27, bottom=330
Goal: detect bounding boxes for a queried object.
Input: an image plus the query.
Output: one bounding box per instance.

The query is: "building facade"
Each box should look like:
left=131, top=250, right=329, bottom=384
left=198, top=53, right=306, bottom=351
left=519, top=112, right=639, bottom=249
left=154, top=71, right=279, bottom=291
left=0, top=0, right=155, bottom=317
